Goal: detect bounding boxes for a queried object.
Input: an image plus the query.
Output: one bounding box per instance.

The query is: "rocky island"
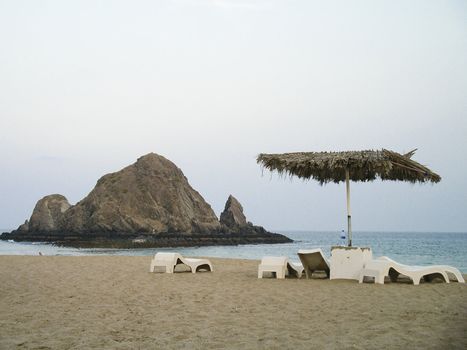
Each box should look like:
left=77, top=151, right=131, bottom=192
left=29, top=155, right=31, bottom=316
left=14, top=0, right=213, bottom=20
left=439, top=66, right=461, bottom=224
left=1, top=153, right=291, bottom=248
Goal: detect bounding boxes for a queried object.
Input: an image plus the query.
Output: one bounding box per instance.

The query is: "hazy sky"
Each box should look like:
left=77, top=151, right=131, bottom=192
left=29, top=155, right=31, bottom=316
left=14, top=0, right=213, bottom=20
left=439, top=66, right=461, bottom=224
left=1, top=0, right=466, bottom=232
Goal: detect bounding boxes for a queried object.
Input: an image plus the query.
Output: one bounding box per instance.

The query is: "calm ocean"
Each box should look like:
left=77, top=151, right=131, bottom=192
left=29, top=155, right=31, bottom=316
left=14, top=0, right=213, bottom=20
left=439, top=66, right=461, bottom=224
left=1, top=230, right=466, bottom=272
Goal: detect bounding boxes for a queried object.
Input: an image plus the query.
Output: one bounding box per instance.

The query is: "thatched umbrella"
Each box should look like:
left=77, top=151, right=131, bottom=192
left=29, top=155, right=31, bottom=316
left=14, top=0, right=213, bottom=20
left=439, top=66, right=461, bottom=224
left=257, top=149, right=441, bottom=246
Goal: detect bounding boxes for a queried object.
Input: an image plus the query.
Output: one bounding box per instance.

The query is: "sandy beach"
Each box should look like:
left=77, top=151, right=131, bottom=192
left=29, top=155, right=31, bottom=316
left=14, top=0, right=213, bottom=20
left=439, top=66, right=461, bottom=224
left=0, top=256, right=465, bottom=349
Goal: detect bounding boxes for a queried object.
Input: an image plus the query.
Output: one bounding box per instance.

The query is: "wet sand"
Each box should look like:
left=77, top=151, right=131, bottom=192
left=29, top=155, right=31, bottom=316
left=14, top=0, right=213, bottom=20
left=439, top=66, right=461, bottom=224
left=0, top=256, right=466, bottom=349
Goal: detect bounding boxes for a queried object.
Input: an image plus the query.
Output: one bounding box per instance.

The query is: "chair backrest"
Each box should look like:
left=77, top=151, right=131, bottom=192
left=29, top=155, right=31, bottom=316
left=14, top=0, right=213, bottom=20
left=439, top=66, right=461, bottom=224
left=261, top=256, right=287, bottom=266
left=298, top=249, right=330, bottom=271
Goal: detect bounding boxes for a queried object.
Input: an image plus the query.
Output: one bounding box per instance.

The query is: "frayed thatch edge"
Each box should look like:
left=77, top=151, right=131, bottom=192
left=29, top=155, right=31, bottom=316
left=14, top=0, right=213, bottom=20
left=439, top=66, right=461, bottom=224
left=257, top=149, right=441, bottom=184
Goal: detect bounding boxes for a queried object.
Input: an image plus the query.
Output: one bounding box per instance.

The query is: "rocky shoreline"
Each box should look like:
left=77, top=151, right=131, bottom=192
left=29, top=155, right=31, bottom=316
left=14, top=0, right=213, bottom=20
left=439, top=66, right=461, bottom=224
left=1, top=230, right=292, bottom=249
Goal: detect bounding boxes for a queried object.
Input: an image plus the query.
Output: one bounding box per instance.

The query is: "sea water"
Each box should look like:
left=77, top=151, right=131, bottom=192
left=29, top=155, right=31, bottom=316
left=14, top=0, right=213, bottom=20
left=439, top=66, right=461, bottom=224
left=1, top=231, right=466, bottom=272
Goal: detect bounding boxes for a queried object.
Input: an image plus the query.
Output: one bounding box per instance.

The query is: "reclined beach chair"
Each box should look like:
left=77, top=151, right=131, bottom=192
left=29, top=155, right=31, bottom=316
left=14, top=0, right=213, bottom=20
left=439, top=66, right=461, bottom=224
left=258, top=256, right=304, bottom=279
left=149, top=252, right=213, bottom=274
left=359, top=256, right=465, bottom=285
left=297, top=249, right=331, bottom=279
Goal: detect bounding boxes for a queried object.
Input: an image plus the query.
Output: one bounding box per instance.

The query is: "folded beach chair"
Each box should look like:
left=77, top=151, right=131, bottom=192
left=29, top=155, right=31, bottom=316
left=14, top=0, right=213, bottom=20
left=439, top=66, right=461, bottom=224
left=149, top=252, right=213, bottom=274
left=359, top=256, right=465, bottom=285
left=297, top=249, right=331, bottom=279
left=258, top=256, right=304, bottom=279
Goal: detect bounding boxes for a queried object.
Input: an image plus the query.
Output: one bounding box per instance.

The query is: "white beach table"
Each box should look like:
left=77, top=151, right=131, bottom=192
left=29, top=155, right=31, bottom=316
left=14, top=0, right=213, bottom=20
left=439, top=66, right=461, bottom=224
left=330, top=246, right=372, bottom=281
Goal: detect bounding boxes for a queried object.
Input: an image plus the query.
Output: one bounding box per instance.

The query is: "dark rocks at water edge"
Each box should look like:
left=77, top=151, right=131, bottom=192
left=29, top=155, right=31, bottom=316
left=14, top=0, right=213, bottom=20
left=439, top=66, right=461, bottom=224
left=2, top=153, right=291, bottom=248
left=3, top=231, right=290, bottom=249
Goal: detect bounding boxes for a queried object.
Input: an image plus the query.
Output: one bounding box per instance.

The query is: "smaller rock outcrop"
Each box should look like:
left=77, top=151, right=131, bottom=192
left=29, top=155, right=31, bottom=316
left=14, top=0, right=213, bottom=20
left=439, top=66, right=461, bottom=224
left=218, top=195, right=287, bottom=241
left=220, top=195, right=247, bottom=227
left=27, top=194, right=71, bottom=232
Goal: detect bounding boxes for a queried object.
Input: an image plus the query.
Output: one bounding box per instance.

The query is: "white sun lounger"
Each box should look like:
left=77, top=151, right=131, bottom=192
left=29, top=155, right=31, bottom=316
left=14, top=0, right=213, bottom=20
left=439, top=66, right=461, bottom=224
left=359, top=256, right=465, bottom=285
left=297, top=249, right=331, bottom=279
left=149, top=252, right=213, bottom=274
left=258, top=256, right=304, bottom=279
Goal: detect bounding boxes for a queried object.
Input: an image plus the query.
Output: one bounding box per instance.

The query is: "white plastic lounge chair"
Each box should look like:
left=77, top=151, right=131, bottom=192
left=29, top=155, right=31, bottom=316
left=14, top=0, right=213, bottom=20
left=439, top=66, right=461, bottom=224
left=258, top=256, right=304, bottom=279
left=359, top=256, right=465, bottom=285
left=149, top=252, right=213, bottom=274
left=297, top=249, right=331, bottom=279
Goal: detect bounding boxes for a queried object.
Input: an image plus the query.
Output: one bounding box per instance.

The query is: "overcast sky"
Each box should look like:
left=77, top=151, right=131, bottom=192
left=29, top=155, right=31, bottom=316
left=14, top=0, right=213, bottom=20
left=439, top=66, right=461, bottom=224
left=1, top=0, right=466, bottom=232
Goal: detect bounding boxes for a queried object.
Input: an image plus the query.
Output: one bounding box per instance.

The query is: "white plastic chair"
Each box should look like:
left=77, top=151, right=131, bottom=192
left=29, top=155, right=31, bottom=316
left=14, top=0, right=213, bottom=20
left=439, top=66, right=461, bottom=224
left=258, top=256, right=303, bottom=279
left=359, top=256, right=465, bottom=285
left=297, top=249, right=331, bottom=279
left=149, top=252, right=213, bottom=274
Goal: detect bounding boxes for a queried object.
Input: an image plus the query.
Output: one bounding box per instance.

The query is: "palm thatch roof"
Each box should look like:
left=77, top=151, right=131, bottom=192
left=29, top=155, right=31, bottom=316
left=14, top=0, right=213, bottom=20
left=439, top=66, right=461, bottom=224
left=257, top=149, right=441, bottom=184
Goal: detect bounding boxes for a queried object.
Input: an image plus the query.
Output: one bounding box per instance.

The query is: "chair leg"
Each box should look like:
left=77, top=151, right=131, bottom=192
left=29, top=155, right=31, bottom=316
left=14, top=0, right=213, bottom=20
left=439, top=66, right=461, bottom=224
left=441, top=271, right=450, bottom=284
left=447, top=269, right=464, bottom=283
left=413, top=276, right=421, bottom=285
left=426, top=272, right=450, bottom=284
left=376, top=274, right=385, bottom=284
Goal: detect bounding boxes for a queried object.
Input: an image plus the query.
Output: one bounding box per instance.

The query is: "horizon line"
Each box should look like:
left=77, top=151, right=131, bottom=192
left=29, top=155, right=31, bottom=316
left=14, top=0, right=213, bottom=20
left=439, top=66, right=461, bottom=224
left=272, top=229, right=467, bottom=234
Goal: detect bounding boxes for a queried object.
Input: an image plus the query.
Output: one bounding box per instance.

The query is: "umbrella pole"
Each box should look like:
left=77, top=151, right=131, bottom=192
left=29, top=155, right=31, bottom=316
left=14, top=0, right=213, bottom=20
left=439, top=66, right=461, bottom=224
left=345, top=169, right=352, bottom=247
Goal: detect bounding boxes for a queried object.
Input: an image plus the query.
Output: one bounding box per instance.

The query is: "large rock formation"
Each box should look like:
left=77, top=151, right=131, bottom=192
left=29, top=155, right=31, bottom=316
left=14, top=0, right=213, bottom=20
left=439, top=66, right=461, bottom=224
left=2, top=153, right=291, bottom=247
left=59, top=153, right=221, bottom=235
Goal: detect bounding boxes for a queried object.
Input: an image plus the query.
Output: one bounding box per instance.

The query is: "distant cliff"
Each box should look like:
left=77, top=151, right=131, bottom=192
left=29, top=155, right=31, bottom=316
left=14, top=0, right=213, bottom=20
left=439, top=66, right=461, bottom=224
left=2, top=153, right=291, bottom=247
